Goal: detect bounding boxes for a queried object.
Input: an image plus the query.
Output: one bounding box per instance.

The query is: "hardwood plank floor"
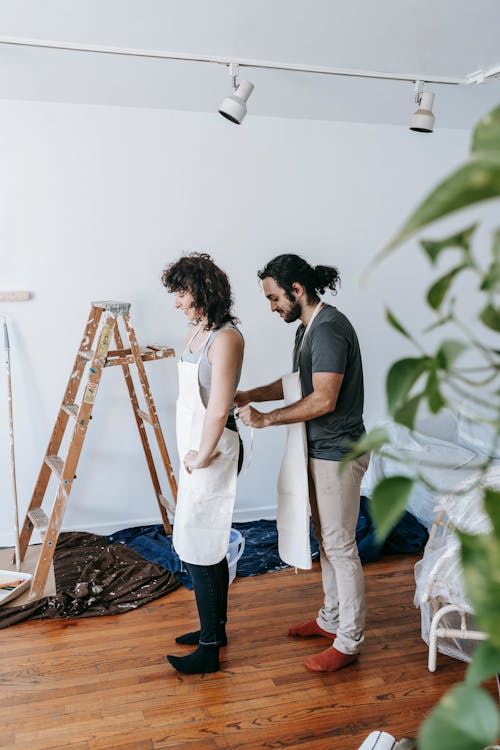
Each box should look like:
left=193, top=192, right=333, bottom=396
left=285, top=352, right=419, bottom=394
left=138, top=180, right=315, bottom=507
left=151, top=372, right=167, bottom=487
left=0, top=554, right=491, bottom=749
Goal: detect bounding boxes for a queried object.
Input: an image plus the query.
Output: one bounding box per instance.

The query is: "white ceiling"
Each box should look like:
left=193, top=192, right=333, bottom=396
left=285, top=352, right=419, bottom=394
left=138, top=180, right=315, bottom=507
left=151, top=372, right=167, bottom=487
left=1, top=0, right=499, bottom=129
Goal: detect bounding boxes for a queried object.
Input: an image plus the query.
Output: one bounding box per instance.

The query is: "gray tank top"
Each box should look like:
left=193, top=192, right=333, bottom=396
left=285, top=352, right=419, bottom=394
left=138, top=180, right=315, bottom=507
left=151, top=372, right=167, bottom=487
left=181, top=322, right=243, bottom=415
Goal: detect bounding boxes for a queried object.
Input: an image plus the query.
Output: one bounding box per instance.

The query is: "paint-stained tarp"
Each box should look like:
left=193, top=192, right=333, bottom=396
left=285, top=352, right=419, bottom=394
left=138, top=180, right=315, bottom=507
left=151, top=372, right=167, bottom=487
left=0, top=531, right=179, bottom=629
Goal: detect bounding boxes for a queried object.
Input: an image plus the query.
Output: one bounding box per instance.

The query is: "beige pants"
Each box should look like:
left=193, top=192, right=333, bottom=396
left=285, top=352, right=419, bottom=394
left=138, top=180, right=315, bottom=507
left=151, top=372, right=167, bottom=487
left=308, top=453, right=370, bottom=655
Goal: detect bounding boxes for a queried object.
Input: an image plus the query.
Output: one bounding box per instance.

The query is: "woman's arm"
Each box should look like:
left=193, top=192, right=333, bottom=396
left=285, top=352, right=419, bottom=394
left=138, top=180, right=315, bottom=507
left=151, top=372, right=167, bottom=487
left=184, top=328, right=244, bottom=472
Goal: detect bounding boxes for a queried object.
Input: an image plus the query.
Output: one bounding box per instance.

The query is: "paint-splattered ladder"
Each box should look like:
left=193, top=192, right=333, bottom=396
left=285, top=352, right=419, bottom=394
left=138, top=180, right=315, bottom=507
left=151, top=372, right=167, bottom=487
left=18, top=301, right=178, bottom=600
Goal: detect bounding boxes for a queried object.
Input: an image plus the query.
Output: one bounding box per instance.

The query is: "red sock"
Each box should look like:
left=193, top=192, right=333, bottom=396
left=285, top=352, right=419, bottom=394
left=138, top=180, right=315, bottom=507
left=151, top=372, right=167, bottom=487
left=288, top=620, right=335, bottom=638
left=304, top=646, right=358, bottom=673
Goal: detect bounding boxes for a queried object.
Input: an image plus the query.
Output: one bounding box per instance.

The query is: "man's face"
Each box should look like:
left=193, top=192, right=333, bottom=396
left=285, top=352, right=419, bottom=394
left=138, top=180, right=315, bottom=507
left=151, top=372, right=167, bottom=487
left=262, top=277, right=301, bottom=323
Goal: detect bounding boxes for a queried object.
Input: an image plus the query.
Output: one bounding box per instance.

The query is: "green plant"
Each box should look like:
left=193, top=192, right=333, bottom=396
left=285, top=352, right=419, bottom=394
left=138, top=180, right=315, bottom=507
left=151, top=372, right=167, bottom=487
left=350, top=105, right=500, bottom=749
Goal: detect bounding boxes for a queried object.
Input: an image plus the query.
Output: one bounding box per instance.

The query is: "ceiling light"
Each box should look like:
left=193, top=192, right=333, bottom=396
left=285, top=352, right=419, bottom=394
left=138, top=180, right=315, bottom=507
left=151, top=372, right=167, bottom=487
left=409, top=81, right=435, bottom=133
left=219, top=63, right=254, bottom=124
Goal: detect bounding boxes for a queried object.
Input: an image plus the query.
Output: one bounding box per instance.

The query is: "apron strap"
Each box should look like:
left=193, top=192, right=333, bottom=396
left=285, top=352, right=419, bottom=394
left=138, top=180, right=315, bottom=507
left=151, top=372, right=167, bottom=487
left=294, top=301, right=324, bottom=371
left=300, top=301, right=323, bottom=353
left=195, top=329, right=216, bottom=364
left=242, top=426, right=254, bottom=476
left=186, top=327, right=200, bottom=350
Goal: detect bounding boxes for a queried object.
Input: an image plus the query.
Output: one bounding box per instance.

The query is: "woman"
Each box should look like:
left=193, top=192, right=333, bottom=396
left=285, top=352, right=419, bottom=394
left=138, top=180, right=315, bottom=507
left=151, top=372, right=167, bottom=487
left=161, top=252, right=244, bottom=674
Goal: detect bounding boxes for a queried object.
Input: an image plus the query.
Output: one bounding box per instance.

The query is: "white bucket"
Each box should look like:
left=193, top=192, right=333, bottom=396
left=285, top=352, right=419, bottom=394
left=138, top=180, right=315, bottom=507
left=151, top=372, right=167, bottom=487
left=227, top=528, right=245, bottom=584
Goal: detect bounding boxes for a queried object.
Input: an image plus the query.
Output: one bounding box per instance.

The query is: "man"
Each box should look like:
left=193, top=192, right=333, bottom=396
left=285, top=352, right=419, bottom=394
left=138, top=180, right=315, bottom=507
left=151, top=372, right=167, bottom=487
left=236, top=253, right=369, bottom=673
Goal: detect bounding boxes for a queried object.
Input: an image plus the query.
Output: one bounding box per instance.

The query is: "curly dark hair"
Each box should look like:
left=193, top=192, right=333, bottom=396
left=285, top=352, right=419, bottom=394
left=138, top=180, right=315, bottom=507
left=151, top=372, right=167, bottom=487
left=161, top=252, right=238, bottom=330
left=258, top=253, right=340, bottom=303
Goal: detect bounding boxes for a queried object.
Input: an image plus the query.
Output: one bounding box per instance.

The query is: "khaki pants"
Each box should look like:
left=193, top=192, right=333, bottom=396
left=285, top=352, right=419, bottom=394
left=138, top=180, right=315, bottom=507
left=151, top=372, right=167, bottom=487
left=308, top=453, right=370, bottom=655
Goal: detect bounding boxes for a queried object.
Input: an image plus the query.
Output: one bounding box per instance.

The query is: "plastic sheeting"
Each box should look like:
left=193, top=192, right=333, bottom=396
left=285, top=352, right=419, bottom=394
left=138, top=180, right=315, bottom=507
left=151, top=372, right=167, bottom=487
left=361, top=410, right=496, bottom=529
left=234, top=520, right=318, bottom=576
left=0, top=503, right=428, bottom=629
left=356, top=498, right=428, bottom=563
left=107, top=501, right=428, bottom=584
left=414, top=464, right=499, bottom=662
left=108, top=525, right=193, bottom=589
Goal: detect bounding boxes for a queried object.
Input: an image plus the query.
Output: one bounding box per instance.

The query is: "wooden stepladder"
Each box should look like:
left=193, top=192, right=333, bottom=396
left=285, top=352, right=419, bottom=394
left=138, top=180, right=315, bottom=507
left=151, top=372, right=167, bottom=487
left=18, top=301, right=178, bottom=600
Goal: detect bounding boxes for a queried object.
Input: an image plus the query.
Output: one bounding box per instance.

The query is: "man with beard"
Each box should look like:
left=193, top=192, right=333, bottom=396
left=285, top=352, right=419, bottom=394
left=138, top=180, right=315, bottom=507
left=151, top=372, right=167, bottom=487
left=236, top=253, right=369, bottom=673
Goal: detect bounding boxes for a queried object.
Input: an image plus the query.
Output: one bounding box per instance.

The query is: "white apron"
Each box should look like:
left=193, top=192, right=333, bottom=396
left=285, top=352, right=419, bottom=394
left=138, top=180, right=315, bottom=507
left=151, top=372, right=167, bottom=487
left=173, top=333, right=239, bottom=565
left=276, top=302, right=323, bottom=569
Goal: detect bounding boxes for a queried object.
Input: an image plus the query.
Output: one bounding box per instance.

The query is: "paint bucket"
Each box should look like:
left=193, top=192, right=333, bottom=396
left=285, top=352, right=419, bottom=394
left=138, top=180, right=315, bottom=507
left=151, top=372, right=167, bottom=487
left=227, top=528, right=245, bottom=584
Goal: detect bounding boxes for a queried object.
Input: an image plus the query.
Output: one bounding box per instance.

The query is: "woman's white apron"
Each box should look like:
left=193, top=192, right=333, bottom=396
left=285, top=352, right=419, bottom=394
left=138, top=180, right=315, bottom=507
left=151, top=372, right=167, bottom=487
left=276, top=302, right=323, bottom=569
left=173, top=334, right=239, bottom=565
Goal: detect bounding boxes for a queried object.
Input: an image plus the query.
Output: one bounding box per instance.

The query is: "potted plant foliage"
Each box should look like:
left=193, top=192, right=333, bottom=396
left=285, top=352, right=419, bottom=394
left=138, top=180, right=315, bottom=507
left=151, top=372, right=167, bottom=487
left=348, top=104, right=500, bottom=750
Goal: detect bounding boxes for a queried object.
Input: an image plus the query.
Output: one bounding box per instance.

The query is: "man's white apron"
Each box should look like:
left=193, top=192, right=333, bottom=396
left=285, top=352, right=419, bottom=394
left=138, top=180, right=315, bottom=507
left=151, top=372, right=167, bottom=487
left=173, top=333, right=239, bottom=565
left=276, top=303, right=323, bottom=569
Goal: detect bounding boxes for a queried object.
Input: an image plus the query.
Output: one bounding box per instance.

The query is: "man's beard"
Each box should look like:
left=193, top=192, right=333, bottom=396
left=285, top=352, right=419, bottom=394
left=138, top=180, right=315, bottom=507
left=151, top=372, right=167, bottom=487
left=282, top=299, right=302, bottom=323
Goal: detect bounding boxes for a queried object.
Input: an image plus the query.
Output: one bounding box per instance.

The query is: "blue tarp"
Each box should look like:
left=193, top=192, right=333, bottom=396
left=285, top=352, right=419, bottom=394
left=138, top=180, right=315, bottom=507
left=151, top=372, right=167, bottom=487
left=107, top=497, right=428, bottom=588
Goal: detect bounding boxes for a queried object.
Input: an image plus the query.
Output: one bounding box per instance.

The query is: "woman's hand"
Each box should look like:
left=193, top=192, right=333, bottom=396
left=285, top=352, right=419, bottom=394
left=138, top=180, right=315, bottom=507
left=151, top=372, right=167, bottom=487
left=183, top=449, right=221, bottom=474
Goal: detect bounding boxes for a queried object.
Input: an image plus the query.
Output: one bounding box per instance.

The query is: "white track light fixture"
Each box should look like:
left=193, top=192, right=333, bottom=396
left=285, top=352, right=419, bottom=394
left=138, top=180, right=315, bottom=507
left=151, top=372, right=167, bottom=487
left=219, top=63, right=254, bottom=124
left=4, top=36, right=499, bottom=133
left=409, top=81, right=435, bottom=133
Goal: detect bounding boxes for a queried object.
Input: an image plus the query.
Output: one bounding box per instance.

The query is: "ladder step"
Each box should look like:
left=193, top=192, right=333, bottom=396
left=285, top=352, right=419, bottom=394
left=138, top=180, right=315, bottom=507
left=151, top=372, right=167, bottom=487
left=137, top=408, right=154, bottom=425
left=92, top=300, right=131, bottom=315
left=28, top=508, right=49, bottom=535
left=78, top=346, right=175, bottom=367
left=62, top=403, right=79, bottom=418
left=44, top=455, right=64, bottom=479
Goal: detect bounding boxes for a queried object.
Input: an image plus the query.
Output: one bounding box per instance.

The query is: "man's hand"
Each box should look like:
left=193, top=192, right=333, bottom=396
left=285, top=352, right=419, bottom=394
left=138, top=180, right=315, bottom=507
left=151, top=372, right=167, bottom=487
left=237, top=404, right=269, bottom=429
left=183, top=449, right=221, bottom=474
left=234, top=390, right=251, bottom=408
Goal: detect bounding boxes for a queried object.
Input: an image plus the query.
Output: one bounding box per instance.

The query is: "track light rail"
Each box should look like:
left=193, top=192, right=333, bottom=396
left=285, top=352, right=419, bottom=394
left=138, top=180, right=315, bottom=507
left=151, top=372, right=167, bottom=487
left=0, top=35, right=492, bottom=86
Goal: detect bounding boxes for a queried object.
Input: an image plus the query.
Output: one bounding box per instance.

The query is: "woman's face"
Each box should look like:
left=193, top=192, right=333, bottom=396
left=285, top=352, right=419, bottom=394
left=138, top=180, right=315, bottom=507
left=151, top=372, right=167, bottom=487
left=174, top=289, right=202, bottom=322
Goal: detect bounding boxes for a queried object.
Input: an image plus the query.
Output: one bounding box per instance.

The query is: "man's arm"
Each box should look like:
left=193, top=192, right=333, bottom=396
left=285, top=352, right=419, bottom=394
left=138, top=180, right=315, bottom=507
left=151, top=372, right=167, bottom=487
left=235, top=378, right=284, bottom=407
left=238, top=371, right=344, bottom=428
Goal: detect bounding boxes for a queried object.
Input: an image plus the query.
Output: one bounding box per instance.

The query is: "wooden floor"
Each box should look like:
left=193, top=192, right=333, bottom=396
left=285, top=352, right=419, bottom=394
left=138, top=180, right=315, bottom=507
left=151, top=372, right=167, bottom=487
left=0, top=554, right=484, bottom=749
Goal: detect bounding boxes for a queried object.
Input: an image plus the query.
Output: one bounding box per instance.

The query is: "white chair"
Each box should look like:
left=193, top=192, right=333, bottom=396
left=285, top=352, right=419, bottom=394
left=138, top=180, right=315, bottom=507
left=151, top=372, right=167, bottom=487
left=414, top=466, right=498, bottom=672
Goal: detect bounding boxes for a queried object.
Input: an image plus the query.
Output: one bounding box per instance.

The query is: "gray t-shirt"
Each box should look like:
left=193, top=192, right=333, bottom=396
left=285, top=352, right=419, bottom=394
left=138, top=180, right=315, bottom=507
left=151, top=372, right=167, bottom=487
left=293, top=304, right=365, bottom=460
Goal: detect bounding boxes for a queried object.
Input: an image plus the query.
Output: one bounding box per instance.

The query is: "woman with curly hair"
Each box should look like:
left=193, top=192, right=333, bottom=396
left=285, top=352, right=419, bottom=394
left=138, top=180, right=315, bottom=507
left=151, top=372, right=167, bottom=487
left=161, top=253, right=244, bottom=674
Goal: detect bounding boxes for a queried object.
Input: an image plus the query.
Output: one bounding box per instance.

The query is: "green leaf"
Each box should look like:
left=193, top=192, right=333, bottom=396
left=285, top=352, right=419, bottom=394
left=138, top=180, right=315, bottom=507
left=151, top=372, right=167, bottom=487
left=370, top=476, right=414, bottom=543
left=386, top=357, right=432, bottom=414
left=484, top=488, right=500, bottom=536
left=480, top=302, right=500, bottom=332
left=339, top=427, right=390, bottom=469
left=418, top=684, right=500, bottom=750
left=466, top=642, right=500, bottom=687
left=480, top=260, right=500, bottom=292
left=385, top=307, right=413, bottom=341
left=435, top=340, right=467, bottom=369
left=472, top=104, right=500, bottom=157
left=459, top=530, right=500, bottom=648
left=393, top=393, right=422, bottom=430
left=421, top=224, right=477, bottom=264
left=382, top=159, right=500, bottom=255
left=349, top=427, right=390, bottom=454
left=492, top=227, right=500, bottom=260
left=426, top=264, right=468, bottom=310
left=426, top=368, right=446, bottom=413
left=423, top=312, right=454, bottom=333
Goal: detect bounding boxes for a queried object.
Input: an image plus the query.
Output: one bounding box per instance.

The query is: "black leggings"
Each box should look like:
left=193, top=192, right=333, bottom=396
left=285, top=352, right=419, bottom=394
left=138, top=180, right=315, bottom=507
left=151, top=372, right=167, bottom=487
left=184, top=558, right=229, bottom=645
left=182, top=435, right=243, bottom=645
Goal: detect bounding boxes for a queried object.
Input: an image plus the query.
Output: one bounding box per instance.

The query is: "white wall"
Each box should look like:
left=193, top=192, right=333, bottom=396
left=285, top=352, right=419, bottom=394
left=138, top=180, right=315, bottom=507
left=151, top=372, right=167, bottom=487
left=0, top=99, right=477, bottom=544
